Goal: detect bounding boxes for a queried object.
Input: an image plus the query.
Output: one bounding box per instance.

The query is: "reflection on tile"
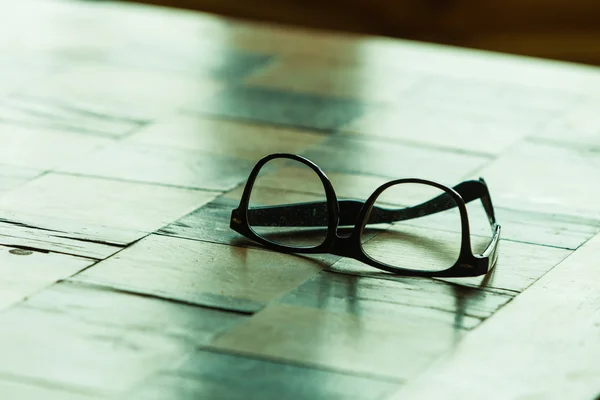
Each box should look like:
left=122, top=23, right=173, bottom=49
left=245, top=54, right=420, bottom=103
left=128, top=349, right=397, bottom=400
left=343, top=104, right=531, bottom=155
left=0, top=281, right=246, bottom=394
left=128, top=114, right=325, bottom=161
left=57, top=142, right=254, bottom=191
left=73, top=234, right=330, bottom=313
left=361, top=224, right=466, bottom=271
left=478, top=140, right=600, bottom=219
left=0, top=173, right=217, bottom=243
left=212, top=302, right=465, bottom=381
left=190, top=87, right=371, bottom=132
left=0, top=245, right=94, bottom=310
left=328, top=239, right=570, bottom=293
left=0, top=124, right=110, bottom=169
left=279, top=271, right=510, bottom=322
left=494, top=207, right=600, bottom=250
left=301, top=135, right=489, bottom=182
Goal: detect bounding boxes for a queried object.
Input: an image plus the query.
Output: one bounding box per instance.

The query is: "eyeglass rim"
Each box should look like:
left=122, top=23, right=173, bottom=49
left=230, top=153, right=501, bottom=278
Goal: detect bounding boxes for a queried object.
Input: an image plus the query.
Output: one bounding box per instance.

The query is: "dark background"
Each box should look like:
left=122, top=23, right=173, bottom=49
left=123, top=0, right=600, bottom=66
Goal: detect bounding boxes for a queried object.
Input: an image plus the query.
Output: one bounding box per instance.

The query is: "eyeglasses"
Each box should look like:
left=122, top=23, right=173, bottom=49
left=230, top=153, right=501, bottom=277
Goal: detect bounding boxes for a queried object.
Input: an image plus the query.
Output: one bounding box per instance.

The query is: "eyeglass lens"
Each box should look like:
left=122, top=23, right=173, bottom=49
left=248, top=157, right=329, bottom=248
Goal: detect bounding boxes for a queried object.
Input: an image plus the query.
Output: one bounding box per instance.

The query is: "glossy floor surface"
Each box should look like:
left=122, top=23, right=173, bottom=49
left=1, top=1, right=600, bottom=399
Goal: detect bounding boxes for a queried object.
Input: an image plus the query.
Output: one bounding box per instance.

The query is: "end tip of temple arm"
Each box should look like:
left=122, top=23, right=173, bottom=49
left=477, top=178, right=497, bottom=225
left=453, top=178, right=497, bottom=225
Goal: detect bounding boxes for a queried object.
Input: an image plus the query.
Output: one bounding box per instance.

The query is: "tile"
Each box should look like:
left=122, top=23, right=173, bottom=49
left=0, top=173, right=218, bottom=243
left=342, top=104, right=531, bottom=155
left=301, top=135, right=490, bottom=182
left=211, top=302, right=468, bottom=381
left=0, top=93, right=145, bottom=138
left=73, top=234, right=330, bottom=313
left=57, top=141, right=254, bottom=191
left=0, top=281, right=246, bottom=395
left=0, top=379, right=101, bottom=400
left=128, top=114, right=326, bottom=161
left=29, top=282, right=247, bottom=346
left=26, top=64, right=224, bottom=122
left=0, top=0, right=128, bottom=55
left=189, top=87, right=371, bottom=132
left=104, top=44, right=273, bottom=81
left=0, top=221, right=122, bottom=260
left=94, top=2, right=230, bottom=53
left=406, top=76, right=579, bottom=122
left=0, top=59, right=59, bottom=96
left=0, top=124, right=110, bottom=169
left=245, top=54, right=420, bottom=103
left=0, top=164, right=42, bottom=195
left=11, top=0, right=227, bottom=60
left=158, top=197, right=249, bottom=245
left=0, top=3, right=259, bottom=85
left=476, top=140, right=600, bottom=219
left=329, top=239, right=571, bottom=293
left=534, top=97, right=600, bottom=148
left=0, top=244, right=94, bottom=310
left=128, top=349, right=397, bottom=400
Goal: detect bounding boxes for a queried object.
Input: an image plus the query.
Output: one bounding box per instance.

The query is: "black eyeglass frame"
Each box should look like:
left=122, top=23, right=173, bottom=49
left=230, top=153, right=501, bottom=277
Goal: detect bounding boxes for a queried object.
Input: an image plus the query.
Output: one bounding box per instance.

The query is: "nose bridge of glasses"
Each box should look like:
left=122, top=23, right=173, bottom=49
left=330, top=233, right=361, bottom=257
left=337, top=199, right=367, bottom=226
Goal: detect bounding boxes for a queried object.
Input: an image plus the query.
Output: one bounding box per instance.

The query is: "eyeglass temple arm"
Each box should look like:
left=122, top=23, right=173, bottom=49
left=247, top=179, right=495, bottom=227
left=367, top=178, right=496, bottom=226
